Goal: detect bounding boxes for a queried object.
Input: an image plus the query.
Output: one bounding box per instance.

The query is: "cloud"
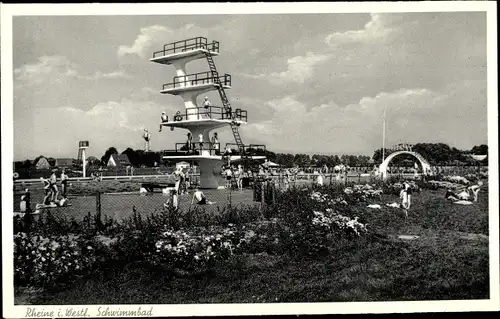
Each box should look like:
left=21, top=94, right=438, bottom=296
left=325, top=13, right=394, bottom=45
left=117, top=25, right=172, bottom=58
left=29, top=98, right=182, bottom=158
left=239, top=82, right=485, bottom=154
left=241, top=52, right=330, bottom=85
left=14, top=55, right=131, bottom=88
left=117, top=23, right=206, bottom=59
left=14, top=56, right=78, bottom=87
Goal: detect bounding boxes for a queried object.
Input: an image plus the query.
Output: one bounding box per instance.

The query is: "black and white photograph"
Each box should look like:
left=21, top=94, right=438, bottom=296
left=2, top=2, right=498, bottom=317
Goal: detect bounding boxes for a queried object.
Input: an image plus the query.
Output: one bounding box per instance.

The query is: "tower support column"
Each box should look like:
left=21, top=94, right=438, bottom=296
left=198, top=158, right=225, bottom=189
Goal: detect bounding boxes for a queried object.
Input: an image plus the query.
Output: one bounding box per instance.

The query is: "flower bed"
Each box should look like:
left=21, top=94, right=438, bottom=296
left=14, top=183, right=377, bottom=288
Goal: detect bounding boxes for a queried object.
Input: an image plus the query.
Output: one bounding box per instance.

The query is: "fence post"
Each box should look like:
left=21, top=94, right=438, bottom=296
left=96, top=191, right=101, bottom=218
left=261, top=182, right=266, bottom=208
left=272, top=183, right=276, bottom=205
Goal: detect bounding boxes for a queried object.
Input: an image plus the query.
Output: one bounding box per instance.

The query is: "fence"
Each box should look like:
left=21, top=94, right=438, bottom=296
left=13, top=181, right=254, bottom=221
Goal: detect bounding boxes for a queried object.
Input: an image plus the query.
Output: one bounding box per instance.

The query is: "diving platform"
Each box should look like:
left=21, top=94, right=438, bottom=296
left=160, top=71, right=231, bottom=95
left=150, top=37, right=220, bottom=65
left=161, top=119, right=246, bottom=130
left=161, top=106, right=248, bottom=128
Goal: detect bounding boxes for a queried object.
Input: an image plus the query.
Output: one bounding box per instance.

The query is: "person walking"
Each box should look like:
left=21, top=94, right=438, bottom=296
left=49, top=169, right=59, bottom=203
left=225, top=166, right=233, bottom=189
left=236, top=164, right=244, bottom=190
left=60, top=168, right=69, bottom=198
left=400, top=182, right=412, bottom=218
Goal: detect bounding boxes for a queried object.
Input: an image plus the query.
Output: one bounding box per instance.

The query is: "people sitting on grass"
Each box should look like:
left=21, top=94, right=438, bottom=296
left=468, top=181, right=483, bottom=202
left=445, top=187, right=471, bottom=201
left=191, top=187, right=216, bottom=205
left=445, top=181, right=483, bottom=202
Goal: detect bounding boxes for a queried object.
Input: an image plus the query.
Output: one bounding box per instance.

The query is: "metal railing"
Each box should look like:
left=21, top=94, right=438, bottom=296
left=162, top=142, right=222, bottom=157
left=153, top=37, right=220, bottom=58
left=224, top=144, right=267, bottom=155
left=162, top=71, right=231, bottom=91
left=169, top=106, right=247, bottom=122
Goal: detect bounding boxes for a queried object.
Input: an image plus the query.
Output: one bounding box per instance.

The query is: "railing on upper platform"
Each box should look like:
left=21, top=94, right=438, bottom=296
left=162, top=142, right=222, bottom=157
left=224, top=144, right=267, bottom=156
left=162, top=71, right=231, bottom=91
left=153, top=37, right=220, bottom=58
left=169, top=106, right=247, bottom=122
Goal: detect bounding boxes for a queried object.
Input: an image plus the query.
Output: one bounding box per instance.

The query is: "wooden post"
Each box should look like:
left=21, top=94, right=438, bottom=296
left=261, top=182, right=266, bottom=207
left=272, top=183, right=276, bottom=205
left=96, top=191, right=101, bottom=217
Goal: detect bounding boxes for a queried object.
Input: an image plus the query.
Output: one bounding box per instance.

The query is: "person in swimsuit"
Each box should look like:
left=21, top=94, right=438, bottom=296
left=400, top=182, right=412, bottom=210
left=159, top=111, right=168, bottom=132
left=60, top=168, right=69, bottom=198
left=191, top=187, right=215, bottom=205
left=236, top=164, right=244, bottom=190
left=468, top=181, right=483, bottom=202
left=211, top=132, right=219, bottom=155
left=186, top=132, right=193, bottom=151
left=49, top=169, right=59, bottom=203
left=40, top=177, right=52, bottom=205
left=225, top=166, right=233, bottom=189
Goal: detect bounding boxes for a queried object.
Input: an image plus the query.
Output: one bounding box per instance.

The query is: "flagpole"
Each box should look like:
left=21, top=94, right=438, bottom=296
left=382, top=105, right=387, bottom=163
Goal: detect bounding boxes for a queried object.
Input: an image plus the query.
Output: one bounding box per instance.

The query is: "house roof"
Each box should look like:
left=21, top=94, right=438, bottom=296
left=109, top=154, right=131, bottom=167
left=35, top=157, right=50, bottom=169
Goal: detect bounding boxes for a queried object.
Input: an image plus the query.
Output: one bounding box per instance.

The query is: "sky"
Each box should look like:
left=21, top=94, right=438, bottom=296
left=11, top=12, right=488, bottom=161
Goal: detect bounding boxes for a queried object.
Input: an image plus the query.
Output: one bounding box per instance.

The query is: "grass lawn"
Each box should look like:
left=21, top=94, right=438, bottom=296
left=16, top=184, right=489, bottom=304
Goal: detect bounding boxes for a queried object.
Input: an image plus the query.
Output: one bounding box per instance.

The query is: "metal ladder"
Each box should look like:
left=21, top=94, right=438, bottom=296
left=204, top=51, right=258, bottom=172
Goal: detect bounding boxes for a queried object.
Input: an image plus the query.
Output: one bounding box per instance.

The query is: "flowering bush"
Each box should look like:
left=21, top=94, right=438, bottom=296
left=312, top=209, right=367, bottom=237
left=442, top=175, right=470, bottom=185
left=14, top=233, right=101, bottom=287
left=151, top=225, right=244, bottom=271
left=343, top=184, right=383, bottom=201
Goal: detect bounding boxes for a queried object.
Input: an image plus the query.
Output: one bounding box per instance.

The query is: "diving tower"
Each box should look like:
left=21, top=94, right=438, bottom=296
left=151, top=37, right=266, bottom=188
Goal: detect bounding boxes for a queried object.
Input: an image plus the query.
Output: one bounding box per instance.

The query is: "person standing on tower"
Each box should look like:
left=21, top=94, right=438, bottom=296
left=211, top=132, right=219, bottom=155
left=159, top=111, right=168, bottom=132
left=203, top=96, right=211, bottom=109
left=186, top=132, right=193, bottom=151
left=198, top=133, right=204, bottom=150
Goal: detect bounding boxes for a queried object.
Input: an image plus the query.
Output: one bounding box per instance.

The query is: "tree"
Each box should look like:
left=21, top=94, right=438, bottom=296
left=470, top=144, right=488, bottom=155
left=275, top=153, right=294, bottom=167
left=357, top=155, right=371, bottom=166
left=122, top=148, right=139, bottom=166
left=101, top=147, right=118, bottom=165
left=294, top=154, right=311, bottom=167
left=86, top=156, right=101, bottom=166
left=46, top=157, right=56, bottom=167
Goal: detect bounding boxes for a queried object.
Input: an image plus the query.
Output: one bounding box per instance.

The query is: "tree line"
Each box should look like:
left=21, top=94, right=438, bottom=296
left=14, top=143, right=488, bottom=170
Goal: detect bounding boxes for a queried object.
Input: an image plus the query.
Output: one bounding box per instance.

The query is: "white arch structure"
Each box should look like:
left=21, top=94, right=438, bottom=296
left=378, top=151, right=431, bottom=179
